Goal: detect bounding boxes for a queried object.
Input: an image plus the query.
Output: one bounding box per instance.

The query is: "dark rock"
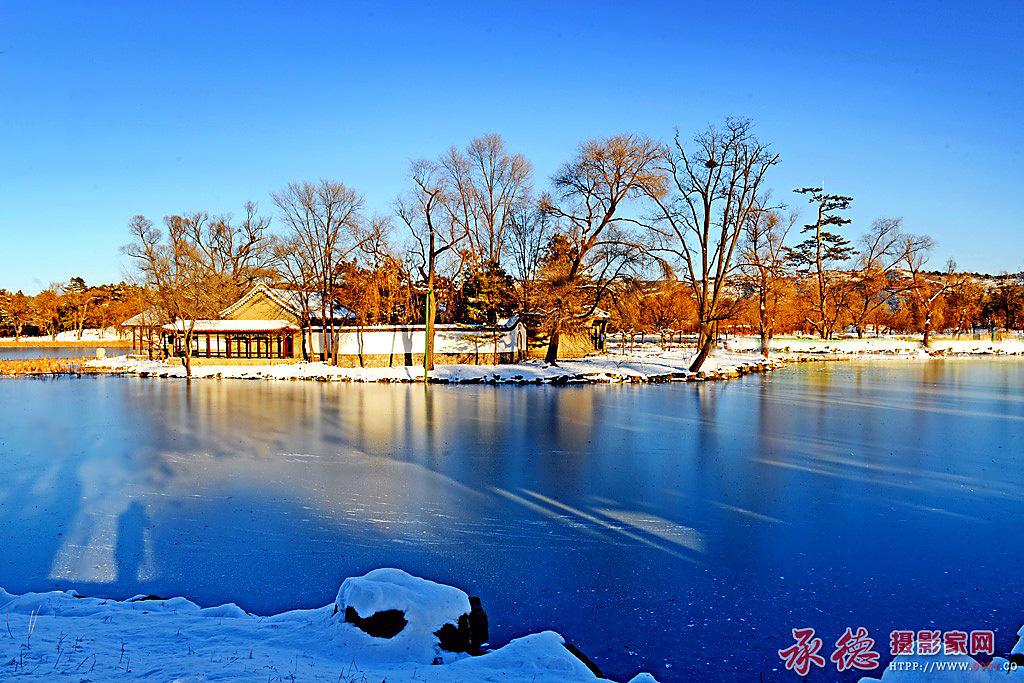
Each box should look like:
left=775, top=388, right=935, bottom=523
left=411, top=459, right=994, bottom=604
left=435, top=615, right=470, bottom=652
left=434, top=596, right=489, bottom=655
left=344, top=606, right=408, bottom=638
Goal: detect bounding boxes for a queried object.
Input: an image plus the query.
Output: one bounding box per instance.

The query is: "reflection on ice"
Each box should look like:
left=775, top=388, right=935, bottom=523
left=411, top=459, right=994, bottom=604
left=590, top=508, right=704, bottom=553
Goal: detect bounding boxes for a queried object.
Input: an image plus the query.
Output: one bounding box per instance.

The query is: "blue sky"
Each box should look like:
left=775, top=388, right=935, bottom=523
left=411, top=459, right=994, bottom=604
left=1, top=1, right=1021, bottom=293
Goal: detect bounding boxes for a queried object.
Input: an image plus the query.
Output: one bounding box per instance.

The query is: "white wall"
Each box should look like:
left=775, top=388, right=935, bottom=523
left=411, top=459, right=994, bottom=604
left=308, top=323, right=526, bottom=357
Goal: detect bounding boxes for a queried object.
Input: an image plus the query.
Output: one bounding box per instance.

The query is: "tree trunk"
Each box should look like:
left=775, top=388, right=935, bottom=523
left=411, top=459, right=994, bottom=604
left=759, top=330, right=769, bottom=358
left=544, top=318, right=562, bottom=365
left=923, top=310, right=932, bottom=348
left=688, top=320, right=715, bottom=372
left=182, top=330, right=193, bottom=378
left=424, top=273, right=436, bottom=373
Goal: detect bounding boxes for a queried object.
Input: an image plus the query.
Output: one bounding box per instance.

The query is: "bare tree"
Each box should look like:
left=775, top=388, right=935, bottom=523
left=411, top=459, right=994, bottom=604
left=123, top=213, right=221, bottom=377
left=898, top=235, right=960, bottom=347
left=396, top=160, right=467, bottom=372
left=848, top=217, right=907, bottom=337
left=272, top=180, right=373, bottom=365
left=646, top=118, right=779, bottom=371
left=788, top=187, right=856, bottom=339
left=507, top=205, right=554, bottom=314
left=738, top=203, right=793, bottom=357
left=538, top=134, right=665, bottom=363
left=195, top=202, right=274, bottom=305
left=441, top=133, right=533, bottom=270
left=271, top=234, right=319, bottom=360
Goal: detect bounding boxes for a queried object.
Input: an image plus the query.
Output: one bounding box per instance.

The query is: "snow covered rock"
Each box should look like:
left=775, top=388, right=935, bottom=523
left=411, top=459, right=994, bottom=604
left=452, top=631, right=601, bottom=680
left=627, top=673, right=661, bottom=683
left=336, top=567, right=481, bottom=663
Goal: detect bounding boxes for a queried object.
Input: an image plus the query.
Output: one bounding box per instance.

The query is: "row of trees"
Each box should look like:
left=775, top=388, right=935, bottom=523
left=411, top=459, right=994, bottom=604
left=0, top=280, right=147, bottom=340
left=115, top=119, right=1021, bottom=374
left=613, top=268, right=1023, bottom=350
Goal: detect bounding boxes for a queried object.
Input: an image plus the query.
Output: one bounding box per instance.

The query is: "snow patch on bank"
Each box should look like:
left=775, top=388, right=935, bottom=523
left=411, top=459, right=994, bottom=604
left=0, top=327, right=124, bottom=343
left=87, top=348, right=780, bottom=384
left=0, top=569, right=655, bottom=682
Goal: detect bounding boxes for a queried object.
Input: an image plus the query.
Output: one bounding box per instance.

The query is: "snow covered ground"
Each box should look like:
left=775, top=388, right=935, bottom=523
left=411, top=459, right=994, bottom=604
left=723, top=335, right=1024, bottom=356
left=0, top=568, right=655, bottom=682
left=0, top=327, right=126, bottom=343
left=87, top=348, right=781, bottom=384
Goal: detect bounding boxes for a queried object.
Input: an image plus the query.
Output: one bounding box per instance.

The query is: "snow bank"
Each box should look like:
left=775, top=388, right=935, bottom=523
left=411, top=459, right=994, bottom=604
left=87, top=348, right=781, bottom=384
left=450, top=631, right=598, bottom=680
left=0, top=327, right=125, bottom=343
left=722, top=334, right=1024, bottom=356
left=0, top=569, right=657, bottom=682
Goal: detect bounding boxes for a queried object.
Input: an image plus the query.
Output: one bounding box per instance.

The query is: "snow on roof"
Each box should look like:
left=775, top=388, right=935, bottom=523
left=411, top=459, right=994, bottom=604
left=219, top=283, right=354, bottom=320
left=122, top=307, right=166, bottom=327
left=270, top=288, right=353, bottom=319
left=162, top=319, right=299, bottom=333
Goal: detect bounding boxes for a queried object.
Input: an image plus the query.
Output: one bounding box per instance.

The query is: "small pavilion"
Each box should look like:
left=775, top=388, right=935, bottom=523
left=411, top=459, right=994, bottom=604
left=122, top=308, right=166, bottom=358
left=162, top=320, right=300, bottom=360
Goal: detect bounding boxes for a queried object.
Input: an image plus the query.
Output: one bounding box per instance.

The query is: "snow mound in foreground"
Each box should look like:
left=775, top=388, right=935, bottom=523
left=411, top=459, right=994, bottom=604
left=337, top=567, right=473, bottom=663
left=0, top=569, right=658, bottom=683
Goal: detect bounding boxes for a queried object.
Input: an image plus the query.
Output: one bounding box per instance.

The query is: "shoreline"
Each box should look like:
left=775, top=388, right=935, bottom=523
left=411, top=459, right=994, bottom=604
left=82, top=350, right=784, bottom=384
left=0, top=568, right=656, bottom=683
left=3, top=347, right=1022, bottom=382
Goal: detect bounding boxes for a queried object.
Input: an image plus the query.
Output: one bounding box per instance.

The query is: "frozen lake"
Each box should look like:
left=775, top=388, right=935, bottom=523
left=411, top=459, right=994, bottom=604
left=0, top=360, right=1021, bottom=681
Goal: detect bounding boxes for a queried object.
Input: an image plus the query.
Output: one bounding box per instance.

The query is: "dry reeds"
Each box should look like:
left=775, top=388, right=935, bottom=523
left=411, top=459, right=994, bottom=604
left=0, top=358, right=96, bottom=376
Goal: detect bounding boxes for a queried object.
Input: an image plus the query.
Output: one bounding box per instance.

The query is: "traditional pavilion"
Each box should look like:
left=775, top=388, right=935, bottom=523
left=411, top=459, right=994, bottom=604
left=122, top=307, right=167, bottom=358
left=121, top=283, right=347, bottom=363
left=162, top=319, right=300, bottom=360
